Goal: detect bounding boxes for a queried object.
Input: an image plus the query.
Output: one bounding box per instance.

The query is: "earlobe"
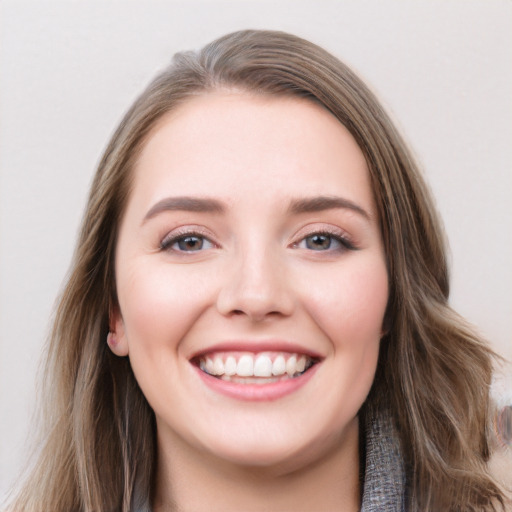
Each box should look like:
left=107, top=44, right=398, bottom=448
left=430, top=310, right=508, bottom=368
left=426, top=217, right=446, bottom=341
left=381, top=309, right=391, bottom=338
left=380, top=324, right=390, bottom=339
left=108, top=311, right=129, bottom=357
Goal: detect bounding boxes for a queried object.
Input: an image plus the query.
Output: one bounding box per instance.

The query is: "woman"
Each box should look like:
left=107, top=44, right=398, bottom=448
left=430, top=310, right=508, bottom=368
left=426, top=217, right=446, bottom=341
left=6, top=30, right=508, bottom=511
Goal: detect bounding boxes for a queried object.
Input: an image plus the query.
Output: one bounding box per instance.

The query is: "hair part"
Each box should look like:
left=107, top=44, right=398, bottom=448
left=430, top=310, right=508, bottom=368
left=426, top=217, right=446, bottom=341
left=7, top=29, right=508, bottom=511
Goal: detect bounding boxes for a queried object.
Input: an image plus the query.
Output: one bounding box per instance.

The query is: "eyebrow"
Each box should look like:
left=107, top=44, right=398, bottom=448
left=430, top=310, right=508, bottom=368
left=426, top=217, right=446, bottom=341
left=142, top=194, right=371, bottom=224
left=143, top=196, right=225, bottom=223
left=287, top=196, right=371, bottom=220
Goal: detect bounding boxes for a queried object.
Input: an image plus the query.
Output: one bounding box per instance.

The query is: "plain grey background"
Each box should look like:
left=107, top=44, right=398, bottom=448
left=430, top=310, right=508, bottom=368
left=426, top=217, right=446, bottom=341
left=1, top=0, right=511, bottom=498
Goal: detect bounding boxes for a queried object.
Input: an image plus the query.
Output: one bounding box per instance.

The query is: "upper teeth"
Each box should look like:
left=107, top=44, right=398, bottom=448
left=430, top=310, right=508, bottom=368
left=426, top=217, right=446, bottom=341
left=199, top=353, right=311, bottom=378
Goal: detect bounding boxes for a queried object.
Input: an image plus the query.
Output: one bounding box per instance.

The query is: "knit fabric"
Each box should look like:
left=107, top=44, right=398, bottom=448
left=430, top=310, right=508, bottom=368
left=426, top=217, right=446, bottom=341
left=361, top=406, right=406, bottom=512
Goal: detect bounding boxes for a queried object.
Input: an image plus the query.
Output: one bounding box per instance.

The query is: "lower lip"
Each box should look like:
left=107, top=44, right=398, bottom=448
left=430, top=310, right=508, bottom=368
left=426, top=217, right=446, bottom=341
left=193, top=364, right=319, bottom=401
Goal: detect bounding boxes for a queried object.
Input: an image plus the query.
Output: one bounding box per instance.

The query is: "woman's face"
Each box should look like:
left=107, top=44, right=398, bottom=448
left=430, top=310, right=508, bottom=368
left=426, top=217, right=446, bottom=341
left=113, top=92, right=388, bottom=470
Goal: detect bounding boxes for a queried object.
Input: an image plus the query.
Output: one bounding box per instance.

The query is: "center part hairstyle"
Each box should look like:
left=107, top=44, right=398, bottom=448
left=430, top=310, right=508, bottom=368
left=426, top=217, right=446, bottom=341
left=8, top=30, right=506, bottom=511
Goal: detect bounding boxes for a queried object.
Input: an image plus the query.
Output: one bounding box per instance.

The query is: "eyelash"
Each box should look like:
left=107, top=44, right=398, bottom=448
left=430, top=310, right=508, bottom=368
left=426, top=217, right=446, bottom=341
left=292, top=229, right=357, bottom=252
left=160, top=227, right=356, bottom=254
left=160, top=229, right=216, bottom=252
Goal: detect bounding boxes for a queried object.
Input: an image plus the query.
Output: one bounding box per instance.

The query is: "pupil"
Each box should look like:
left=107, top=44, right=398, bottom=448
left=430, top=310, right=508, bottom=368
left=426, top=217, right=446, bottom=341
left=307, top=234, right=330, bottom=250
left=179, top=236, right=202, bottom=251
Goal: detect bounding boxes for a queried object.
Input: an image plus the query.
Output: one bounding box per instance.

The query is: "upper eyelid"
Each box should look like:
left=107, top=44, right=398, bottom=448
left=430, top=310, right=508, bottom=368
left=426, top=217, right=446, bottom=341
left=291, top=224, right=359, bottom=253
left=292, top=224, right=353, bottom=242
left=160, top=226, right=217, bottom=248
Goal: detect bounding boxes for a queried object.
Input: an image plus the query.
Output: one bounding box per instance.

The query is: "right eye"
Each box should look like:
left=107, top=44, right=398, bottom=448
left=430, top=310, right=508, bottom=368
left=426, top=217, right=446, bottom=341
left=160, top=233, right=215, bottom=252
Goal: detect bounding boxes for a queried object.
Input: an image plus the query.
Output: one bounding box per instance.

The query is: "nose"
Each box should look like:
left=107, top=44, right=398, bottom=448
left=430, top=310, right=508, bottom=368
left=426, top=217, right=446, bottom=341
left=216, top=244, right=294, bottom=322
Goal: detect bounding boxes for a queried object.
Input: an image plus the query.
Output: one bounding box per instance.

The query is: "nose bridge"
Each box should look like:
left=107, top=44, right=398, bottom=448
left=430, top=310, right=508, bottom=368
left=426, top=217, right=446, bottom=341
left=216, top=233, right=292, bottom=320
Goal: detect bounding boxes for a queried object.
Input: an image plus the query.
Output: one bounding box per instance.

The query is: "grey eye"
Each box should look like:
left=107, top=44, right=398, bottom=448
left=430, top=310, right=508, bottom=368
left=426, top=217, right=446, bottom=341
left=304, top=234, right=339, bottom=251
left=176, top=236, right=206, bottom=251
left=161, top=233, right=214, bottom=252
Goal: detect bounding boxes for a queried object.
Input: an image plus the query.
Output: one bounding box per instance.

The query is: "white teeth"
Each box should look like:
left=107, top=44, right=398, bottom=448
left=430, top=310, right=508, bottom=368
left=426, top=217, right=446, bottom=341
left=213, top=356, right=224, bottom=376
left=237, top=355, right=254, bottom=377
left=221, top=375, right=282, bottom=385
left=272, top=355, right=286, bottom=376
left=286, top=355, right=297, bottom=376
left=205, top=357, right=214, bottom=374
left=224, top=356, right=237, bottom=376
left=199, top=352, right=314, bottom=379
left=253, top=355, right=273, bottom=377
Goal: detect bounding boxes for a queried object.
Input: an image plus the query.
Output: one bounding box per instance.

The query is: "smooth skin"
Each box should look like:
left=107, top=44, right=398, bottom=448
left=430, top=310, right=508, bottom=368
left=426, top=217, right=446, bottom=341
left=111, top=92, right=389, bottom=511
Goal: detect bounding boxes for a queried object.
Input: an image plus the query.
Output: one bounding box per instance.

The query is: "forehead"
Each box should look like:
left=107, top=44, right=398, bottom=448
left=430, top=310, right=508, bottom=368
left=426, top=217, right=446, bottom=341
left=131, top=91, right=374, bottom=213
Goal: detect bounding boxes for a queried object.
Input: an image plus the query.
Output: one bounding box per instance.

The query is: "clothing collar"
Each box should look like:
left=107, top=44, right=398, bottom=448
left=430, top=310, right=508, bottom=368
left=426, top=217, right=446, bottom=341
left=360, top=405, right=406, bottom=512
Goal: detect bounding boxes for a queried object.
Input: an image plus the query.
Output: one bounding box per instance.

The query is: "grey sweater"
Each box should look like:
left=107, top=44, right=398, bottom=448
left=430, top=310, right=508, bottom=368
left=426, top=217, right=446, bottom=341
left=360, top=406, right=406, bottom=511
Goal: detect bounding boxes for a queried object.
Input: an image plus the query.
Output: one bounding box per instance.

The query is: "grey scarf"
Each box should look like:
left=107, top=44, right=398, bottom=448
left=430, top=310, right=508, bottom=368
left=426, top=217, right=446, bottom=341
left=360, top=406, right=406, bottom=512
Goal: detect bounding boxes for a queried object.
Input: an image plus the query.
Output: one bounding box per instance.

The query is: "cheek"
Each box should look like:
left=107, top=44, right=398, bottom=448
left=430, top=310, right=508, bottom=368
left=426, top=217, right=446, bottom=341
left=289, top=258, right=388, bottom=439
left=117, top=261, right=216, bottom=352
left=303, top=258, right=389, bottom=343
left=116, top=263, right=219, bottom=413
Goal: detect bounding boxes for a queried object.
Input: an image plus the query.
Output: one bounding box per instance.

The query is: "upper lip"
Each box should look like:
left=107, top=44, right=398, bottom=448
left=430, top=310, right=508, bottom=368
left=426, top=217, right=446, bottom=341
left=188, top=340, right=324, bottom=361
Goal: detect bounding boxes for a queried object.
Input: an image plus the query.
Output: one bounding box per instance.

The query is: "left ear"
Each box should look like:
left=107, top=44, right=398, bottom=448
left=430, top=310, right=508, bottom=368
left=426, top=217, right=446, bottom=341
left=107, top=307, right=129, bottom=357
left=380, top=321, right=390, bottom=338
left=381, top=305, right=392, bottom=338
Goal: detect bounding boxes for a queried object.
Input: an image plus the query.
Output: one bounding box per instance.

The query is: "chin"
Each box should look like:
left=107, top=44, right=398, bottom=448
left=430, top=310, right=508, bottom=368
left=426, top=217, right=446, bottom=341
left=193, top=416, right=358, bottom=475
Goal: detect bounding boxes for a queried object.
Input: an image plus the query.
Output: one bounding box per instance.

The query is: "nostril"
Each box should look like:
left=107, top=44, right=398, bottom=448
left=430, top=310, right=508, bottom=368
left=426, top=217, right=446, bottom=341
left=230, top=309, right=283, bottom=321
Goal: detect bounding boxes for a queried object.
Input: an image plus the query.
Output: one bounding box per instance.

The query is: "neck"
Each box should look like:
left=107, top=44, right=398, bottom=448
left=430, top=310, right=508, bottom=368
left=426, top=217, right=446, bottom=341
left=152, top=418, right=361, bottom=512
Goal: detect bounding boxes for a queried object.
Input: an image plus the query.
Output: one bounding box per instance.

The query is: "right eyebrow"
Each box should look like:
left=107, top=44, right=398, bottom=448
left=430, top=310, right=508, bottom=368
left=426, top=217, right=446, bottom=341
left=142, top=196, right=225, bottom=225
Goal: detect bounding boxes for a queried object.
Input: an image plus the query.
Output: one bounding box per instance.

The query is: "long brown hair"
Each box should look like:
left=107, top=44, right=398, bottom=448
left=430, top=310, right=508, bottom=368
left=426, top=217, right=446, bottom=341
left=7, top=29, right=507, bottom=511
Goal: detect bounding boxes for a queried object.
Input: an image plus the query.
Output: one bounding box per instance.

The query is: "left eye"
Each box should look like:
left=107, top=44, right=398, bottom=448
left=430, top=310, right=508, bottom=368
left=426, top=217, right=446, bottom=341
left=162, top=234, right=214, bottom=252
left=296, top=233, right=350, bottom=251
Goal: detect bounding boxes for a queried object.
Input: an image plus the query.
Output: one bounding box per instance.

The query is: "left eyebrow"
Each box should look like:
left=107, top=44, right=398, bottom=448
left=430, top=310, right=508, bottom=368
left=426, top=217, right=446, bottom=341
left=142, top=196, right=225, bottom=224
left=287, top=195, right=371, bottom=221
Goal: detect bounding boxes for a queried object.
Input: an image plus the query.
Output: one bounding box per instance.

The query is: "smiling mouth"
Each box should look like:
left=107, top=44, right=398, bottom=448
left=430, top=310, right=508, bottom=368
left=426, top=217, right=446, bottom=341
left=195, top=352, right=317, bottom=384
